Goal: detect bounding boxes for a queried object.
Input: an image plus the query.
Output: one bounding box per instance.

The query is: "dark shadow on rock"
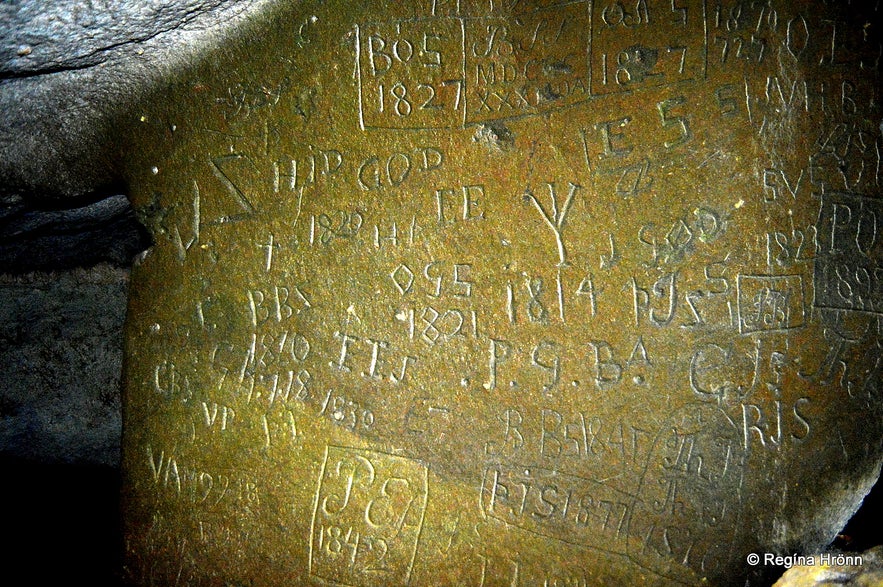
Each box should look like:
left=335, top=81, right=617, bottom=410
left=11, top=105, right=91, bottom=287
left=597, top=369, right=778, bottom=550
left=0, top=192, right=151, bottom=273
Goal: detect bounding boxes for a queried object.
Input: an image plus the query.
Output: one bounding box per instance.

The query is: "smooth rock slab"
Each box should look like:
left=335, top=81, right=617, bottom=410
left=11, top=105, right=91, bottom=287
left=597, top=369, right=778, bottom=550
left=116, top=1, right=883, bottom=585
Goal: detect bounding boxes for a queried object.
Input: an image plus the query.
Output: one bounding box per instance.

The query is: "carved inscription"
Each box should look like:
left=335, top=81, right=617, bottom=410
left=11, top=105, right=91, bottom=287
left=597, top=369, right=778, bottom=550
left=122, top=0, right=883, bottom=585
left=736, top=274, right=805, bottom=334
left=356, top=2, right=592, bottom=129
left=815, top=192, right=883, bottom=314
left=463, top=1, right=590, bottom=123
left=629, top=404, right=746, bottom=581
left=356, top=18, right=466, bottom=129
left=146, top=445, right=260, bottom=511
left=589, top=0, right=705, bottom=95
left=484, top=407, right=655, bottom=474
left=481, top=464, right=633, bottom=553
left=310, top=446, right=428, bottom=587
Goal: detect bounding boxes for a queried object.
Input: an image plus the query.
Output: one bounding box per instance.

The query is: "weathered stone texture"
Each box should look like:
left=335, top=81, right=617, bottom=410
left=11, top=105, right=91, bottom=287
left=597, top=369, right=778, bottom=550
left=0, top=266, right=128, bottom=466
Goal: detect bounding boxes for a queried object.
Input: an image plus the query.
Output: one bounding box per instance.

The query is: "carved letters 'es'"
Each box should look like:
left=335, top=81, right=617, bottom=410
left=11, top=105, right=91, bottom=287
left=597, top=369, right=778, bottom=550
left=121, top=1, right=883, bottom=585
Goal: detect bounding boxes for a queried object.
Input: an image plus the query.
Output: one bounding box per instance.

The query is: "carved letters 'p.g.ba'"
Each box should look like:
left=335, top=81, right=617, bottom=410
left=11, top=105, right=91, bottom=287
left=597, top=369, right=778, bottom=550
left=120, top=1, right=883, bottom=585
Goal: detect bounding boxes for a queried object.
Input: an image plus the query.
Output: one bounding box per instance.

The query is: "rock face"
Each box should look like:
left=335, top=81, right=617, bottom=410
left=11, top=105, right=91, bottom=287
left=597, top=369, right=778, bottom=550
left=1, top=1, right=883, bottom=586
left=116, top=1, right=883, bottom=585
left=1, top=1, right=270, bottom=276
left=1, top=0, right=266, bottom=463
left=1, top=0, right=266, bottom=206
left=2, top=1, right=267, bottom=466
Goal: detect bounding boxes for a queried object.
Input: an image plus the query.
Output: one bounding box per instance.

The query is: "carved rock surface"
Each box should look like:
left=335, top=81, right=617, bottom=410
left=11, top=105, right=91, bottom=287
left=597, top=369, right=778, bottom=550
left=6, top=0, right=876, bottom=586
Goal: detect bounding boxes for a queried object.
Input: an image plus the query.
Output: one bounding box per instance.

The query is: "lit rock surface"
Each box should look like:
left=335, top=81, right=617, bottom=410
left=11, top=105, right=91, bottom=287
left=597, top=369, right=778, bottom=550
left=116, top=1, right=883, bottom=585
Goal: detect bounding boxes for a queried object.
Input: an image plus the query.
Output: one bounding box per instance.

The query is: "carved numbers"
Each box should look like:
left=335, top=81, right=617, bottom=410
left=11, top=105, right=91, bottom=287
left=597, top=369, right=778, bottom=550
left=310, top=446, right=428, bottom=587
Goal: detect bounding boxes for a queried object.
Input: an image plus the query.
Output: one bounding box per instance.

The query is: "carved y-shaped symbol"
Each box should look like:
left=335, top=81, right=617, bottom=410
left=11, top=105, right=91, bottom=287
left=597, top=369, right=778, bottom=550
left=523, top=181, right=581, bottom=266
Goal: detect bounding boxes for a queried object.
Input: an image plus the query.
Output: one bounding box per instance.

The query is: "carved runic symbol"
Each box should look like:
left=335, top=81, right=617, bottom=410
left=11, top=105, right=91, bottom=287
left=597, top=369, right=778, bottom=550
left=522, top=181, right=581, bottom=266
